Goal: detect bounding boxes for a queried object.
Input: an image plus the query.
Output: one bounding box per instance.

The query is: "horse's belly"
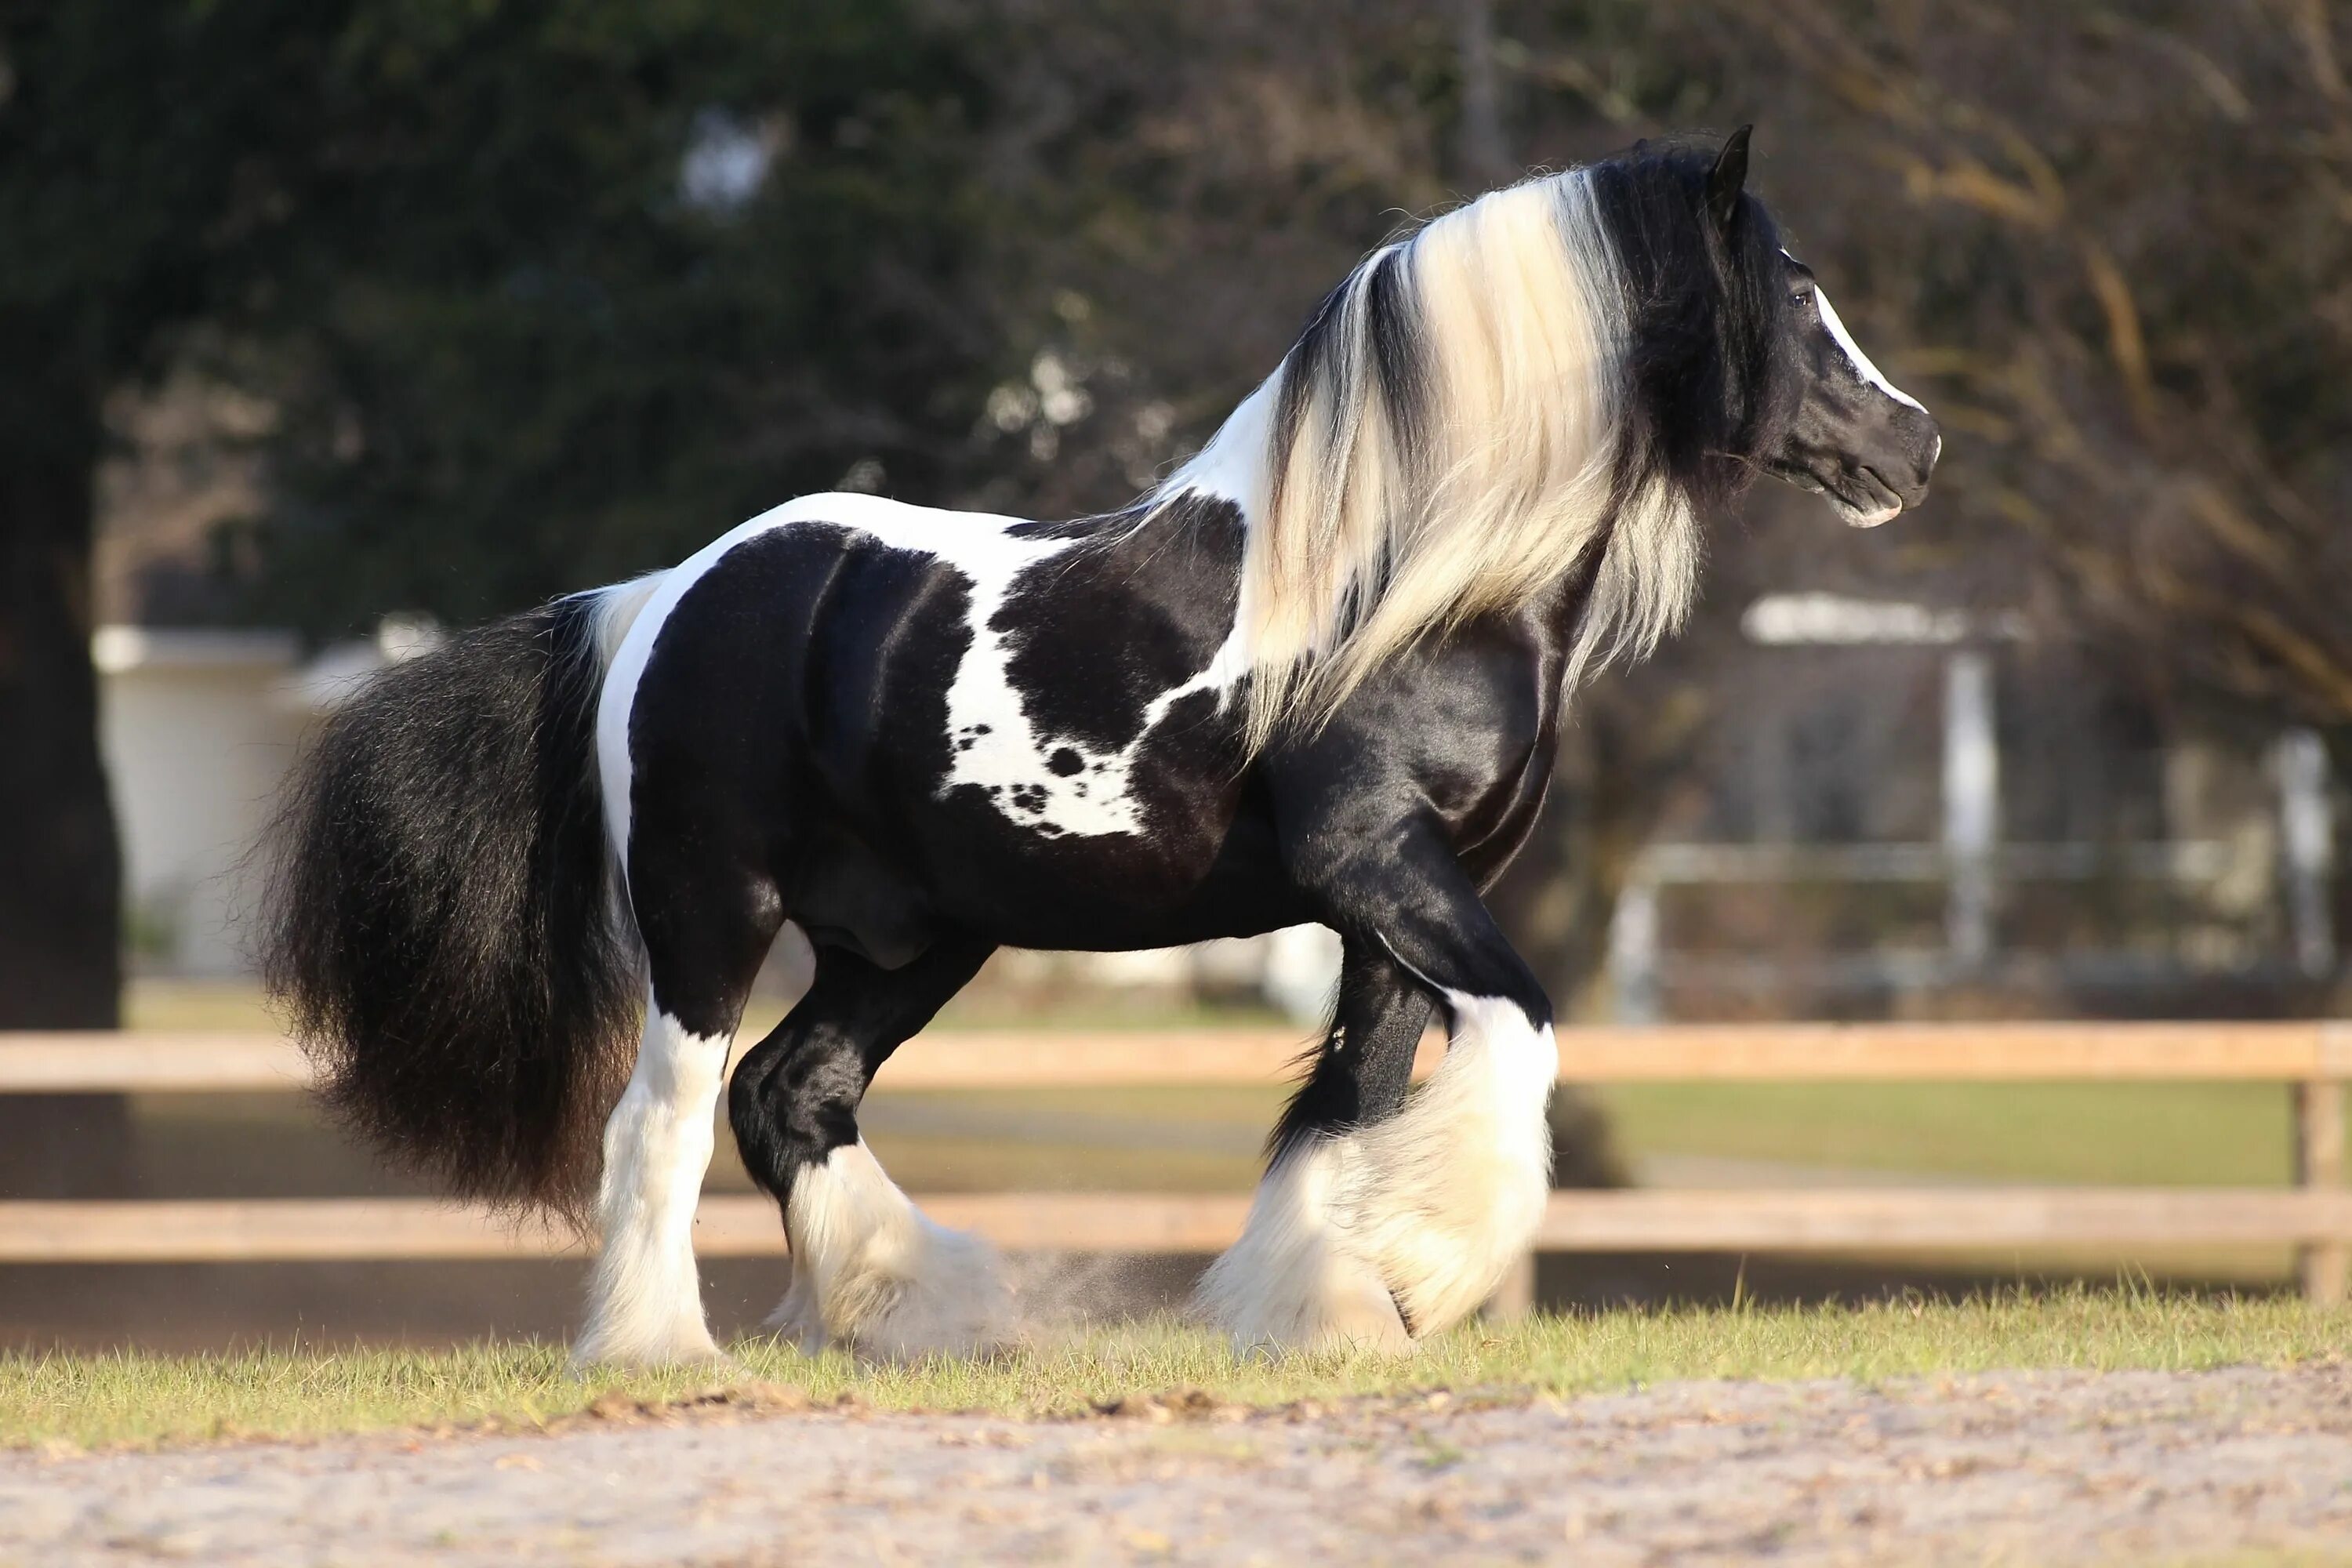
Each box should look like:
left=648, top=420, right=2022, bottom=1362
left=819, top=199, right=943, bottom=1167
left=848, top=756, right=1305, bottom=956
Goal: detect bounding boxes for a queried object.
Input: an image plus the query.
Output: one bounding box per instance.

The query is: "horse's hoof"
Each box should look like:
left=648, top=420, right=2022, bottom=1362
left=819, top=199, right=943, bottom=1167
left=566, top=1327, right=731, bottom=1376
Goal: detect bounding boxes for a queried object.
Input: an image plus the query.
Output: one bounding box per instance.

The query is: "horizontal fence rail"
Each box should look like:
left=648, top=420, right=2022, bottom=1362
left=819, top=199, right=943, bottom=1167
left=5, top=1021, right=2351, bottom=1092
left=5, top=1189, right=2352, bottom=1265
left=1, top=1023, right=2345, bottom=1305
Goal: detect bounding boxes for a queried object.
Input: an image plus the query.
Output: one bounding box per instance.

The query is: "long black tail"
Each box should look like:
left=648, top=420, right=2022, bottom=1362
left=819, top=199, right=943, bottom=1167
left=262, top=595, right=642, bottom=1224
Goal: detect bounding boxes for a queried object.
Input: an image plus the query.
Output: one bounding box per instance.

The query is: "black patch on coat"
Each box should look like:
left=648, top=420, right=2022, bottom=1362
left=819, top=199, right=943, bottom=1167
left=993, top=498, right=1243, bottom=755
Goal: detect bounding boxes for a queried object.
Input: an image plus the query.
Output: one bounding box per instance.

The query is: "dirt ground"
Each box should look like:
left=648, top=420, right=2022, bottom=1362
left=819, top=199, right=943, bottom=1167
left=9, top=1366, right=2352, bottom=1566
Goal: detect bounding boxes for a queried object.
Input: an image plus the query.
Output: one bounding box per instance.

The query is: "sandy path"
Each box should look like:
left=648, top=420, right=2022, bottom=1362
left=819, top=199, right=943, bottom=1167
left=8, top=1366, right=2352, bottom=1565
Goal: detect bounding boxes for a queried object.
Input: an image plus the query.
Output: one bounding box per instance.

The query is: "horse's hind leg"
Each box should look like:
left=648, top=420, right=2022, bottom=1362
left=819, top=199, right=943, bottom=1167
left=573, top=871, right=780, bottom=1368
left=728, top=932, right=1005, bottom=1359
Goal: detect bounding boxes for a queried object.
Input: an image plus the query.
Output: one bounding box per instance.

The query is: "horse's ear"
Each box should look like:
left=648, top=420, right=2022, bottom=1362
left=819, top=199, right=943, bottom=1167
left=1707, top=125, right=1752, bottom=234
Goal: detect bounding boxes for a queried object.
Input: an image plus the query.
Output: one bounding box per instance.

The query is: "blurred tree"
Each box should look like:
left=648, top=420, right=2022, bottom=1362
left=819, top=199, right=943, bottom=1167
left=1490, top=0, right=2352, bottom=1012
left=0, top=2, right=229, bottom=1033
left=0, top=0, right=1000, bottom=1196
left=0, top=0, right=269, bottom=1185
left=1638, top=0, right=2352, bottom=733
left=228, top=2, right=1001, bottom=635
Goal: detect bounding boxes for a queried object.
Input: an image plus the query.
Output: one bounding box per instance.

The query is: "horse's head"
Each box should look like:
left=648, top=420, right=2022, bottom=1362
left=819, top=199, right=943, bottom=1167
left=1699, top=126, right=1938, bottom=528
left=1618, top=126, right=1941, bottom=531
left=1762, top=247, right=1942, bottom=527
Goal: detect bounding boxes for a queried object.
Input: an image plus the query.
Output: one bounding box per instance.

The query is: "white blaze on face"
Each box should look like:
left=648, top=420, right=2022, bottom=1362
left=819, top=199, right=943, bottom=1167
left=1813, top=285, right=1926, bottom=412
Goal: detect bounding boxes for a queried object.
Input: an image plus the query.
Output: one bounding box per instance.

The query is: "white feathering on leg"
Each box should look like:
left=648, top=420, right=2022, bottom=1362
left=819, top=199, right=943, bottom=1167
left=575, top=1007, right=730, bottom=1367
left=772, top=1142, right=1014, bottom=1359
left=1338, top=993, right=1556, bottom=1336
left=1200, top=993, right=1555, bottom=1351
left=1192, top=1135, right=1413, bottom=1354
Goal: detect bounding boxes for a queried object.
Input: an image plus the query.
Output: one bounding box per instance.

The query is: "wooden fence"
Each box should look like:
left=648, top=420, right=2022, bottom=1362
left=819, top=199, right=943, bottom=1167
left=2, top=1022, right=2347, bottom=1305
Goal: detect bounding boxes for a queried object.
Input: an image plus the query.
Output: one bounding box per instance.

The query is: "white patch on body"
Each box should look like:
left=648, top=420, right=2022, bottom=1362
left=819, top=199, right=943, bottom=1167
left=1197, top=992, right=1557, bottom=1351
left=1814, top=285, right=1926, bottom=412
left=1161, top=375, right=1276, bottom=514
left=771, top=1140, right=1014, bottom=1359
left=595, top=492, right=1247, bottom=847
left=575, top=1005, right=731, bottom=1367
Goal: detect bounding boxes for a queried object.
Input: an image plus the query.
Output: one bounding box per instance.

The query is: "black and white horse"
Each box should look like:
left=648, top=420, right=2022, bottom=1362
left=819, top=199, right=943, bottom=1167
left=267, top=129, right=1938, bottom=1365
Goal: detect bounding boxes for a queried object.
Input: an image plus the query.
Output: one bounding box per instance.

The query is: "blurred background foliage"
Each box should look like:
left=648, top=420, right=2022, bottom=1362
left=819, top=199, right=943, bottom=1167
left=2, top=0, right=2348, bottom=1025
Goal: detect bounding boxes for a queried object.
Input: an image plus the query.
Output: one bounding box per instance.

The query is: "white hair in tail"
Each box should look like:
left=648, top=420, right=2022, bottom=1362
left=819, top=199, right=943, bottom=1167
left=1162, top=168, right=1700, bottom=753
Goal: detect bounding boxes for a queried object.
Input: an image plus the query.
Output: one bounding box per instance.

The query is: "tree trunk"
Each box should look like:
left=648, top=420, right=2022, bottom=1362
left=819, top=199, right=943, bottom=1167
left=1454, top=0, right=1517, bottom=185
left=0, top=328, right=132, bottom=1196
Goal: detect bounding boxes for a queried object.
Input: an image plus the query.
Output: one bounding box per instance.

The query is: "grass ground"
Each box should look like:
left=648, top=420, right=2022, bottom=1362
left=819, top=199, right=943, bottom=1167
left=1599, top=1080, right=2308, bottom=1188
left=4, top=1290, right=2347, bottom=1450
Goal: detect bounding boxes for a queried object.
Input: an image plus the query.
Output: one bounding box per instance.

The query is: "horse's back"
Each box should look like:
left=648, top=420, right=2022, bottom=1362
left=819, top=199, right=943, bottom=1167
left=608, top=492, right=1301, bottom=953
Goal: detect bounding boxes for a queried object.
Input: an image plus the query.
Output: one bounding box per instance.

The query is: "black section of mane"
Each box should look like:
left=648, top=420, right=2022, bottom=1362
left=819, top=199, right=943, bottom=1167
left=1258, top=134, right=1793, bottom=554
left=1264, top=278, right=1345, bottom=527
left=1588, top=132, right=1798, bottom=514
left=1264, top=244, right=1429, bottom=531
left=1360, top=247, right=1428, bottom=471
left=261, top=597, right=639, bottom=1225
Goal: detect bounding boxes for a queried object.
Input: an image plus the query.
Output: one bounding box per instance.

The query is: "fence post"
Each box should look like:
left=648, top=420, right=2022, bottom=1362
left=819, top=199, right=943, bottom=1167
left=1943, top=649, right=1999, bottom=971
left=2277, top=729, right=2336, bottom=980
left=1485, top=1250, right=1537, bottom=1323
left=1608, top=878, right=1661, bottom=1025
left=2294, top=1076, right=2346, bottom=1307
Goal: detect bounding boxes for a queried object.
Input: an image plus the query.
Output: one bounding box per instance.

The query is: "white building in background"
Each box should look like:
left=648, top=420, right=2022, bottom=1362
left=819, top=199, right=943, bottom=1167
left=95, top=622, right=437, bottom=978
left=96, top=627, right=319, bottom=976
left=1606, top=593, right=2340, bottom=1022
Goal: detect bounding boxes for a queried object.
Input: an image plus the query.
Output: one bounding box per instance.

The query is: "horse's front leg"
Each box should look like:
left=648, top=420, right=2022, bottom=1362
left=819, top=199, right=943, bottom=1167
left=1194, top=938, right=1432, bottom=1351
left=1201, top=818, right=1556, bottom=1351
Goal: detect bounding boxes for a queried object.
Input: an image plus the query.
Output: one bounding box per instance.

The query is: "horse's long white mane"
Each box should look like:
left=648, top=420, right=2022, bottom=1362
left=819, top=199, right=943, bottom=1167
left=1160, top=167, right=1700, bottom=753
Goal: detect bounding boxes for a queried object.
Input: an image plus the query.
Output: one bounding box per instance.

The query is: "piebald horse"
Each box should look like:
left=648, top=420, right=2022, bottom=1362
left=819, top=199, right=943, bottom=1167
left=267, top=129, right=1939, bottom=1364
